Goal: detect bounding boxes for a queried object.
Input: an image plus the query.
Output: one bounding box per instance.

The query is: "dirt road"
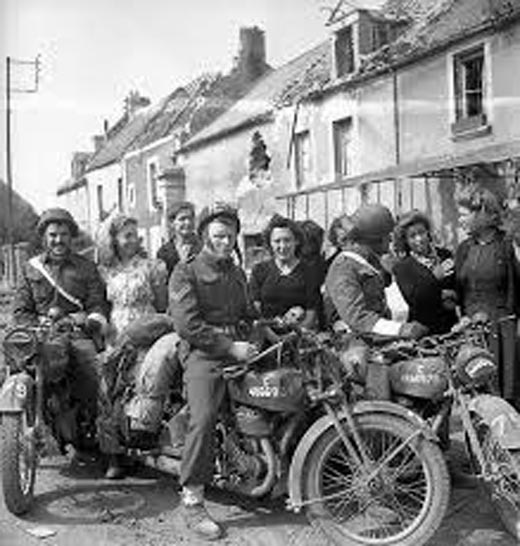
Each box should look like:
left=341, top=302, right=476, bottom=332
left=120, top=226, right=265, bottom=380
left=0, top=289, right=517, bottom=546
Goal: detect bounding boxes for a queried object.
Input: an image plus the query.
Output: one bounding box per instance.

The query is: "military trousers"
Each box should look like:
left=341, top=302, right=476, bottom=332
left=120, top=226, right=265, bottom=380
left=179, top=349, right=226, bottom=487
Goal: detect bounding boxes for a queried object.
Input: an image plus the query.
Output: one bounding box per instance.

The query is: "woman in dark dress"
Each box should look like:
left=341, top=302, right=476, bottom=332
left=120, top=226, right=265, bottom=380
left=393, top=210, right=458, bottom=335
left=455, top=189, right=519, bottom=405
left=250, top=215, right=321, bottom=329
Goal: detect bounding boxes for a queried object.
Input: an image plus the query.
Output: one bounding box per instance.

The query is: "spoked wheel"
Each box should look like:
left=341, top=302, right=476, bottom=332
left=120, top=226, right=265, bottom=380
left=1, top=410, right=37, bottom=514
left=303, top=413, right=450, bottom=546
left=478, top=425, right=520, bottom=539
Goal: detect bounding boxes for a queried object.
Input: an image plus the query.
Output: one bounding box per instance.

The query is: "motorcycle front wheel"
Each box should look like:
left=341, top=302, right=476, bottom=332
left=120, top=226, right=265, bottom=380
left=477, top=425, right=520, bottom=539
left=1, top=410, right=37, bottom=514
left=302, top=413, right=450, bottom=546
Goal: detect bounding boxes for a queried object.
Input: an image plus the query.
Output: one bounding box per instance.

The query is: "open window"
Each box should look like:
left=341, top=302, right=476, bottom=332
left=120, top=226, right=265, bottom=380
left=333, top=117, right=353, bottom=179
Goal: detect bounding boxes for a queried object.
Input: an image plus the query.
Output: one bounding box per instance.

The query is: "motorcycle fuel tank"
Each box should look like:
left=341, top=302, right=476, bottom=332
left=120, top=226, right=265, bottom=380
left=390, top=357, right=448, bottom=399
left=228, top=368, right=307, bottom=413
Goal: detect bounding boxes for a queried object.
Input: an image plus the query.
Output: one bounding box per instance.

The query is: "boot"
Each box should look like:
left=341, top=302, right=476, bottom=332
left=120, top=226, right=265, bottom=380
left=105, top=454, right=125, bottom=479
left=183, top=503, right=224, bottom=541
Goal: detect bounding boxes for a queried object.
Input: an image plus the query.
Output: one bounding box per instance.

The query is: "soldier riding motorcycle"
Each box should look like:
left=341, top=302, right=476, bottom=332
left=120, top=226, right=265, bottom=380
left=0, top=208, right=109, bottom=515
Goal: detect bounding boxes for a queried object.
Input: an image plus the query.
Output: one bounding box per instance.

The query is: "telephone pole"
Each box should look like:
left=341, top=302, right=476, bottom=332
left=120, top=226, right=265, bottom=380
left=4, top=55, right=40, bottom=286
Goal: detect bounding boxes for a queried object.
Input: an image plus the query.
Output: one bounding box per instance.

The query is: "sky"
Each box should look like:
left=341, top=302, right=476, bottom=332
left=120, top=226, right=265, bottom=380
left=0, top=0, right=333, bottom=212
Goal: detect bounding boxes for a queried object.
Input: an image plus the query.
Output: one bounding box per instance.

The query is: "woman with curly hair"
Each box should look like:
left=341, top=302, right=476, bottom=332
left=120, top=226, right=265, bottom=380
left=392, top=210, right=458, bottom=335
left=250, top=214, right=321, bottom=329
left=96, top=213, right=174, bottom=478
left=455, top=188, right=519, bottom=405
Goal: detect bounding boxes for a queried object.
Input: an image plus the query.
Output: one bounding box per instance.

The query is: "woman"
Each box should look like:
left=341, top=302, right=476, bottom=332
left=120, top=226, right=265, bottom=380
left=455, top=189, right=519, bottom=405
left=393, top=210, right=458, bottom=334
left=250, top=214, right=321, bottom=329
left=156, top=201, right=200, bottom=278
left=97, top=214, right=173, bottom=478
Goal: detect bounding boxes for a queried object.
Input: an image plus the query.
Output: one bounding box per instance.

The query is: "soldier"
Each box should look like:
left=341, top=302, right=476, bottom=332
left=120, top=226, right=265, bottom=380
left=325, top=204, right=428, bottom=339
left=13, top=208, right=109, bottom=442
left=169, top=203, right=258, bottom=541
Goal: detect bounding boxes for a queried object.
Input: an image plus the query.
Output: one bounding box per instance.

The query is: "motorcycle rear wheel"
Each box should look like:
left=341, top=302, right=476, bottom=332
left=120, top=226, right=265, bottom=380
left=303, top=413, right=450, bottom=546
left=1, top=411, right=37, bottom=515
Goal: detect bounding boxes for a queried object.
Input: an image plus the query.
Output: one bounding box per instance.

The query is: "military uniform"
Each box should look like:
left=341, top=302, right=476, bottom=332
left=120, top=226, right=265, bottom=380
left=169, top=248, right=256, bottom=486
left=13, top=251, right=109, bottom=420
left=325, top=243, right=403, bottom=336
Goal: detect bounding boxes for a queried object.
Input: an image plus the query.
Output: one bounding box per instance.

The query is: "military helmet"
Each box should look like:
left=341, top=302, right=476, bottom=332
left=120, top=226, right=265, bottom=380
left=37, top=208, right=79, bottom=237
left=197, top=202, right=241, bottom=236
left=350, top=204, right=395, bottom=242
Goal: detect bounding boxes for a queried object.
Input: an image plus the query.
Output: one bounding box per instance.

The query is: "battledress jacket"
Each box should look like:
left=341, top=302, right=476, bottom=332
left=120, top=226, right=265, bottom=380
left=169, top=249, right=257, bottom=360
left=325, top=245, right=403, bottom=336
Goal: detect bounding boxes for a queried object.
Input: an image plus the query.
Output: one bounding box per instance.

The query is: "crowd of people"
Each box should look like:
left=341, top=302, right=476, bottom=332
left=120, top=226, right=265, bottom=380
left=9, top=185, right=520, bottom=540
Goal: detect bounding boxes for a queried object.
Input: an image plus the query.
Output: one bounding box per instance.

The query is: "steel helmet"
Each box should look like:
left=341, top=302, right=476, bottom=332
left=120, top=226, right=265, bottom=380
left=350, top=204, right=395, bottom=242
left=197, top=202, right=241, bottom=236
left=37, top=208, right=79, bottom=237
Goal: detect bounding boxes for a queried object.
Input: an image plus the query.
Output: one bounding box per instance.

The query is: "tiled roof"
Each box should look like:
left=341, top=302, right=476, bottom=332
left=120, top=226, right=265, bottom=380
left=87, top=102, right=163, bottom=172
left=360, top=0, right=520, bottom=76
left=182, top=41, right=331, bottom=150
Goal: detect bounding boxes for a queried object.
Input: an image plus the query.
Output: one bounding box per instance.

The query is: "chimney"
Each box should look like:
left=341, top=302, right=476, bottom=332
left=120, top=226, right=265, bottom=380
left=124, top=90, right=151, bottom=118
left=237, top=26, right=267, bottom=80
left=92, top=135, right=105, bottom=152
left=71, top=151, right=91, bottom=179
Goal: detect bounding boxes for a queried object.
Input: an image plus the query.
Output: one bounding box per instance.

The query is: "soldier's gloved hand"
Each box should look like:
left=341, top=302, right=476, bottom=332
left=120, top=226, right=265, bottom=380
left=399, top=321, right=429, bottom=339
left=229, top=341, right=259, bottom=362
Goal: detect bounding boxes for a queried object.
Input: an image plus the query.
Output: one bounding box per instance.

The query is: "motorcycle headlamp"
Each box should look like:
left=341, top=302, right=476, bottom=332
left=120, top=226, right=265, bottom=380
left=455, top=344, right=496, bottom=388
left=3, top=328, right=37, bottom=369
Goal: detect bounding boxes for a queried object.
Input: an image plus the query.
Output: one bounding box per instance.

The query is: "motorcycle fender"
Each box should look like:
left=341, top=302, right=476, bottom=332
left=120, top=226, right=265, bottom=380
left=0, top=372, right=34, bottom=415
left=468, top=394, right=520, bottom=450
left=287, top=400, right=436, bottom=512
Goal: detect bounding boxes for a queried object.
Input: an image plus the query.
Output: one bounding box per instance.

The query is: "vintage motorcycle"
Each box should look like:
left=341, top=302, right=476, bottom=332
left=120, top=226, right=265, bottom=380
left=0, top=312, right=98, bottom=515
left=106, top=320, right=449, bottom=546
left=356, top=316, right=520, bottom=539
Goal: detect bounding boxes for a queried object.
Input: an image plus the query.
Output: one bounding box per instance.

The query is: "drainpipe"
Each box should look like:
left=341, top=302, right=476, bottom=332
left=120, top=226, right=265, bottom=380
left=392, top=67, right=402, bottom=214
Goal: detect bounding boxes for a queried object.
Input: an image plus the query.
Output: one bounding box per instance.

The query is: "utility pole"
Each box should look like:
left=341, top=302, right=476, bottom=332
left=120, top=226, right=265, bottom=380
left=4, top=55, right=40, bottom=286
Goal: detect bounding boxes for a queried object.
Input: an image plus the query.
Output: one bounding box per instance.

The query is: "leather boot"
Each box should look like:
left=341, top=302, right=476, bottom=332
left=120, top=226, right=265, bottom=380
left=183, top=503, right=224, bottom=541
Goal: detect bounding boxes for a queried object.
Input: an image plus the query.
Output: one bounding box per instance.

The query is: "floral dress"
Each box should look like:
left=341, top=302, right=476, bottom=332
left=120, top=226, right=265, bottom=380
left=101, top=256, right=168, bottom=338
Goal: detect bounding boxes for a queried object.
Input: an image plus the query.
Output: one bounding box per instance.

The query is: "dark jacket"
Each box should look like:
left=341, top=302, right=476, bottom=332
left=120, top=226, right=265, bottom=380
left=394, top=247, right=457, bottom=334
left=156, top=237, right=201, bottom=278
left=13, top=251, right=109, bottom=325
left=169, top=249, right=256, bottom=358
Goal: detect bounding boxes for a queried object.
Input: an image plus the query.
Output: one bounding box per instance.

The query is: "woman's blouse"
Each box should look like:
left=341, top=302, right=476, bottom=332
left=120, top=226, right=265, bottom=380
left=249, top=259, right=321, bottom=318
left=101, top=256, right=168, bottom=336
left=394, top=247, right=457, bottom=334
left=455, top=231, right=518, bottom=321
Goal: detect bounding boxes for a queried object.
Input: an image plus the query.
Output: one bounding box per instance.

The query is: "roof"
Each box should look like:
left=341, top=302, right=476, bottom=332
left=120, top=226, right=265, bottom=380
left=86, top=102, right=163, bottom=172
left=350, top=0, right=520, bottom=82
left=182, top=41, right=332, bottom=151
left=57, top=177, right=87, bottom=196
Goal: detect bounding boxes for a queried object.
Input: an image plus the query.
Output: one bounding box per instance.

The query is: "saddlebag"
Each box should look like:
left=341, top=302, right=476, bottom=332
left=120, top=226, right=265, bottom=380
left=390, top=357, right=448, bottom=399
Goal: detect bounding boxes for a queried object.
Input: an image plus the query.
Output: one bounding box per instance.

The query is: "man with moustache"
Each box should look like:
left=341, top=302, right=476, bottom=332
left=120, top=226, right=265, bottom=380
left=13, top=208, right=109, bottom=440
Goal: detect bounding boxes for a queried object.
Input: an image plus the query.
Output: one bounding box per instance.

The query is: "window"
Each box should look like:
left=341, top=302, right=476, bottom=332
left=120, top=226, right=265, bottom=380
left=294, top=131, right=312, bottom=189
left=333, top=117, right=353, bottom=179
left=334, top=25, right=355, bottom=78
left=452, top=45, right=489, bottom=135
left=127, top=183, right=136, bottom=208
left=147, top=159, right=160, bottom=210
left=117, top=177, right=124, bottom=212
left=96, top=185, right=104, bottom=221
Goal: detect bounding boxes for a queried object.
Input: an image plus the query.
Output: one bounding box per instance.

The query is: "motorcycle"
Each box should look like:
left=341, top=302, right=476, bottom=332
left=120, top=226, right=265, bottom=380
left=0, top=311, right=98, bottom=515
left=110, top=320, right=450, bottom=546
left=360, top=316, right=520, bottom=539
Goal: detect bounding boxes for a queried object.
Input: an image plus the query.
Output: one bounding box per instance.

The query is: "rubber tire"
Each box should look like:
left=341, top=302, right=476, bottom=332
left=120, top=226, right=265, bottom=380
left=303, top=412, right=450, bottom=546
left=1, top=412, right=36, bottom=515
